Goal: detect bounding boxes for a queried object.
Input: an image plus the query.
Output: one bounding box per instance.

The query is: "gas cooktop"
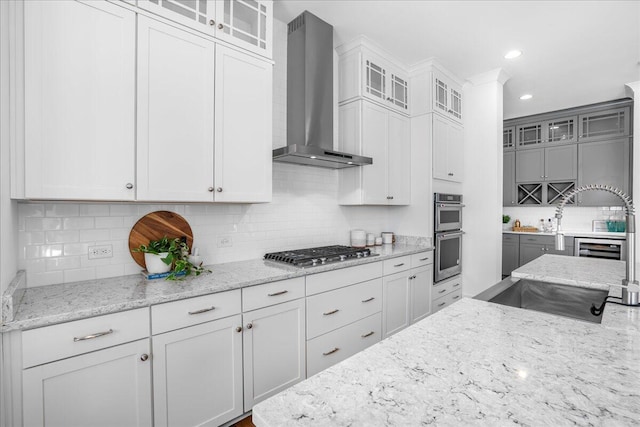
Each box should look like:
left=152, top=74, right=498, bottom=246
left=264, top=245, right=377, bottom=267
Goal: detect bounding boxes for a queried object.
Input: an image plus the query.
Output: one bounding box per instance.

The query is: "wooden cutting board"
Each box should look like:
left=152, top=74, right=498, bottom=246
left=128, top=211, right=194, bottom=268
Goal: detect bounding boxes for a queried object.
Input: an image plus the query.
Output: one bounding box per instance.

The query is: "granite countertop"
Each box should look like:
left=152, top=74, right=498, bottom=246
left=253, top=255, right=640, bottom=426
left=1, top=243, right=432, bottom=332
left=504, top=230, right=627, bottom=239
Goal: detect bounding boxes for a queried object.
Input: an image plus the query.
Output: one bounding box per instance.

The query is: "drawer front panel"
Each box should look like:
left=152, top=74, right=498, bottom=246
left=502, top=234, right=519, bottom=244
left=23, top=308, right=150, bottom=368
left=242, top=277, right=305, bottom=312
left=519, top=235, right=550, bottom=245
left=306, top=278, right=382, bottom=339
left=411, top=251, right=433, bottom=268
left=152, top=289, right=241, bottom=335
left=433, top=275, right=462, bottom=298
left=432, top=289, right=463, bottom=314
left=306, top=312, right=382, bottom=377
left=306, top=262, right=383, bottom=296
left=383, top=255, right=412, bottom=275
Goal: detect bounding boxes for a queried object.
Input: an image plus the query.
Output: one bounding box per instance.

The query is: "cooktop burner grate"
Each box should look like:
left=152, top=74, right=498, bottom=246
left=264, top=245, right=374, bottom=267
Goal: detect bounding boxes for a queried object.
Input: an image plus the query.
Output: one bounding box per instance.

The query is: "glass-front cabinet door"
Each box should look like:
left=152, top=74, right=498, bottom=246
left=364, top=58, right=387, bottom=102
left=503, top=126, right=515, bottom=150
left=546, top=116, right=577, bottom=144
left=138, top=0, right=273, bottom=58
left=216, top=0, right=272, bottom=58
left=390, top=73, right=408, bottom=111
left=434, top=77, right=448, bottom=115
left=516, top=122, right=543, bottom=147
left=578, top=107, right=630, bottom=142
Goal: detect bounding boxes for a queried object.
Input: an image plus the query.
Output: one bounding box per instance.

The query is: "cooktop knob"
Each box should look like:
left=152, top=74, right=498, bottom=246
left=311, top=258, right=319, bottom=265
left=320, top=257, right=327, bottom=264
left=339, top=255, right=347, bottom=261
left=356, top=252, right=362, bottom=258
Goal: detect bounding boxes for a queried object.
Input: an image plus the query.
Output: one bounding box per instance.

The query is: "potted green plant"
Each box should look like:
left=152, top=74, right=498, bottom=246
left=502, top=214, right=511, bottom=230
left=133, top=236, right=209, bottom=280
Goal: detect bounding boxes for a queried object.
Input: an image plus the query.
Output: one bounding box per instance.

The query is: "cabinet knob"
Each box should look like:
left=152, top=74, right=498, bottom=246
left=246, top=323, right=253, bottom=329
left=235, top=326, right=242, bottom=333
left=140, top=354, right=149, bottom=362
left=208, top=187, right=214, bottom=192
left=126, top=183, right=133, bottom=189
left=216, top=187, right=223, bottom=192
left=209, top=19, right=215, bottom=26
left=218, top=23, right=224, bottom=30
left=448, top=172, right=454, bottom=176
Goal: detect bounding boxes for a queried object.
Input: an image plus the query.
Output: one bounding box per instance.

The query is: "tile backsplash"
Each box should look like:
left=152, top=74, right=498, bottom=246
left=502, top=206, right=622, bottom=231
left=18, top=163, right=397, bottom=287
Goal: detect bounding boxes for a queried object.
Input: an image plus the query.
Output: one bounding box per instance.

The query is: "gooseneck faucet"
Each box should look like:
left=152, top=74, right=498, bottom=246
left=555, top=184, right=639, bottom=306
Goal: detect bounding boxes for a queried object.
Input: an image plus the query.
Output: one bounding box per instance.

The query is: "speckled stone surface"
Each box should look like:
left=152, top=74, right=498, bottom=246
left=1, top=271, right=26, bottom=323
left=511, top=254, right=625, bottom=290
left=1, top=243, right=432, bottom=332
left=253, top=296, right=640, bottom=427
left=253, top=255, right=640, bottom=426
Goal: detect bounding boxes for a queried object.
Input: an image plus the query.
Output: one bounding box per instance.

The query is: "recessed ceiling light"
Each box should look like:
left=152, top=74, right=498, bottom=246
left=504, top=50, right=523, bottom=59
left=310, top=156, right=317, bottom=159
left=520, top=94, right=533, bottom=100
left=347, top=161, right=353, bottom=165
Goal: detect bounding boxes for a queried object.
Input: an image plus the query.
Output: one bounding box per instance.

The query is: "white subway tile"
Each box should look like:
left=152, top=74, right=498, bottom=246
left=96, top=264, right=125, bottom=279
left=45, top=256, right=81, bottom=272
left=63, top=243, right=90, bottom=257
left=79, top=204, right=110, bottom=216
left=21, top=231, right=45, bottom=245
left=124, top=262, right=143, bottom=275
left=184, top=205, right=207, bottom=216
left=110, top=228, right=131, bottom=240
left=25, top=218, right=62, bottom=231
left=45, top=230, right=79, bottom=244
left=45, top=204, right=79, bottom=217
left=110, top=204, right=138, bottom=216
left=64, top=268, right=96, bottom=283
left=28, top=271, right=63, bottom=287
left=95, top=216, right=123, bottom=229
left=79, top=229, right=111, bottom=242
left=63, top=217, right=95, bottom=230
left=19, top=203, right=44, bottom=217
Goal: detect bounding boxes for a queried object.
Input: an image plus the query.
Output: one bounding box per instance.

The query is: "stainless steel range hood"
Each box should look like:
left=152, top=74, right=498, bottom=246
left=273, top=11, right=372, bottom=169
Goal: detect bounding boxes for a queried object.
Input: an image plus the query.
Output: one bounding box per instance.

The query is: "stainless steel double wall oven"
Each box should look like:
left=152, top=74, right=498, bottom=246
left=434, top=193, right=463, bottom=282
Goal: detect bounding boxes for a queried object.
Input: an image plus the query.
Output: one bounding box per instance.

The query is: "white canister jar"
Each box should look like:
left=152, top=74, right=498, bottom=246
left=366, top=233, right=375, bottom=246
left=350, top=229, right=366, bottom=248
left=381, top=232, right=394, bottom=245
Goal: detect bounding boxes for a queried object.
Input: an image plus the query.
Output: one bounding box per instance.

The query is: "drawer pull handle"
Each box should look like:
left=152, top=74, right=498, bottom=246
left=361, top=331, right=375, bottom=338
left=437, top=302, right=446, bottom=307
left=188, top=306, right=216, bottom=315
left=438, top=289, right=447, bottom=294
left=453, top=295, right=460, bottom=300
left=393, top=263, right=405, bottom=267
left=73, top=329, right=113, bottom=342
left=453, top=283, right=461, bottom=287
left=140, top=354, right=149, bottom=362
left=419, top=257, right=430, bottom=261
left=268, top=290, right=288, bottom=297
left=323, top=309, right=339, bottom=316
left=323, top=347, right=340, bottom=356
left=361, top=297, right=375, bottom=303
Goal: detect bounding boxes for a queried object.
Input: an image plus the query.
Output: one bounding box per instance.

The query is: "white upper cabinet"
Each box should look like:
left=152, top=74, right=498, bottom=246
left=137, top=15, right=216, bottom=202
left=432, top=114, right=464, bottom=182
left=432, top=69, right=463, bottom=123
left=214, top=45, right=272, bottom=203
left=22, top=0, right=136, bottom=200
left=138, top=0, right=273, bottom=58
left=338, top=100, right=411, bottom=205
left=338, top=39, right=410, bottom=115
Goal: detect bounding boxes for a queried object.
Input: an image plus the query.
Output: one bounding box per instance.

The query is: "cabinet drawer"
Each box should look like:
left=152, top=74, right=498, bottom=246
left=519, top=234, right=549, bottom=245
left=242, top=277, right=305, bottom=312
left=306, top=312, right=381, bottom=377
left=432, top=289, right=463, bottom=314
left=411, top=251, right=433, bottom=268
left=502, top=234, right=519, bottom=244
left=152, top=289, right=241, bottom=335
left=306, top=278, right=382, bottom=339
left=23, top=308, right=150, bottom=368
left=306, top=262, right=383, bottom=296
left=383, top=255, right=411, bottom=275
left=433, top=275, right=462, bottom=299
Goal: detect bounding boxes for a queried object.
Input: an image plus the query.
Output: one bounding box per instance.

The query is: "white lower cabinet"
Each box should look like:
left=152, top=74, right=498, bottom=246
left=432, top=275, right=463, bottom=313
left=152, top=315, right=244, bottom=427
left=382, top=270, right=411, bottom=338
left=409, top=265, right=433, bottom=324
left=242, top=298, right=306, bottom=410
left=22, top=338, right=152, bottom=427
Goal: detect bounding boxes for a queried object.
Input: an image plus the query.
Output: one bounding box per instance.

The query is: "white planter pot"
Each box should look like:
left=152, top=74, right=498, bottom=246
left=502, top=223, right=512, bottom=231
left=144, top=252, right=171, bottom=274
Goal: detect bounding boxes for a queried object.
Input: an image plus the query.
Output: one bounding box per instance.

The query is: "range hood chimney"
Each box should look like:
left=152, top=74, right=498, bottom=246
left=272, top=11, right=372, bottom=169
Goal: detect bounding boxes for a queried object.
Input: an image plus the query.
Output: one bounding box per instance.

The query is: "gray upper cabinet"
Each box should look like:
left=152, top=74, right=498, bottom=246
left=503, top=126, right=515, bottom=151
left=515, top=148, right=544, bottom=183
left=516, top=115, right=577, bottom=148
left=503, top=152, right=516, bottom=206
left=516, top=122, right=543, bottom=147
left=578, top=107, right=630, bottom=143
left=577, top=138, right=631, bottom=206
left=545, top=145, right=577, bottom=181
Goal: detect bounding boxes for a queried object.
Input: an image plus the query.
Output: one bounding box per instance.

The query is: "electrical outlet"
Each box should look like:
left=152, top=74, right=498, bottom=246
left=217, top=236, right=233, bottom=248
left=88, top=244, right=113, bottom=259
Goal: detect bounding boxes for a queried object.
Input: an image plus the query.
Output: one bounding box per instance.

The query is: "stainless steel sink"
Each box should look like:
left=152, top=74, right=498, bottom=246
left=475, top=277, right=609, bottom=324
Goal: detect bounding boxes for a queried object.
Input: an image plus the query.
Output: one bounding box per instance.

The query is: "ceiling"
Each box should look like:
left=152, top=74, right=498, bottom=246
left=274, top=0, right=640, bottom=119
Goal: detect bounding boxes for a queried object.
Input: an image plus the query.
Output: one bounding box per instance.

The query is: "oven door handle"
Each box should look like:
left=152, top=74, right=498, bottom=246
left=437, top=231, right=465, bottom=239
left=438, top=203, right=465, bottom=208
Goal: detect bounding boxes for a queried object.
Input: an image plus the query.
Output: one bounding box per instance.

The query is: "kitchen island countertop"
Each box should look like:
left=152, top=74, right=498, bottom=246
left=253, top=255, right=640, bottom=426
left=1, top=242, right=432, bottom=332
